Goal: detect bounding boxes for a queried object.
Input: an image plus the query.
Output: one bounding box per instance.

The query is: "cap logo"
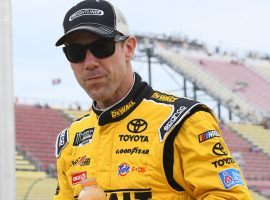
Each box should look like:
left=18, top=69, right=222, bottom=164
left=69, top=8, right=104, bottom=21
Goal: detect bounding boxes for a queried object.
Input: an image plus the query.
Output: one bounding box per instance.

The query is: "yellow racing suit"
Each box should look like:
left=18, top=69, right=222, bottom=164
left=54, top=73, right=252, bottom=200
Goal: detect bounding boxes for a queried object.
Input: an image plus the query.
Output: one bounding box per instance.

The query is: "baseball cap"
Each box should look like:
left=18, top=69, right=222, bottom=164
left=55, top=0, right=130, bottom=46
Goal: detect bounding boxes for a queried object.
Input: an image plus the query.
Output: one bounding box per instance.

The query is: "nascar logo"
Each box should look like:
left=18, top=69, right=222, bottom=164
left=198, top=130, right=220, bottom=143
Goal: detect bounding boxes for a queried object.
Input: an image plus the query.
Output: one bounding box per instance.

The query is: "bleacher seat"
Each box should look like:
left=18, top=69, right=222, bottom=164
left=228, top=123, right=270, bottom=156
left=16, top=171, right=56, bottom=200
left=16, top=151, right=36, bottom=171
left=222, top=124, right=270, bottom=180
left=155, top=44, right=263, bottom=123
left=251, top=190, right=269, bottom=200
left=15, top=104, right=70, bottom=171
left=61, top=109, right=89, bottom=120
left=188, top=57, right=270, bottom=115
left=245, top=58, right=270, bottom=81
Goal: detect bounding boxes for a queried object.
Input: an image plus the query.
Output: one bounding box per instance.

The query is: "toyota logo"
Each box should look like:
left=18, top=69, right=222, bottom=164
left=212, top=142, right=228, bottom=156
left=127, top=119, right=147, bottom=133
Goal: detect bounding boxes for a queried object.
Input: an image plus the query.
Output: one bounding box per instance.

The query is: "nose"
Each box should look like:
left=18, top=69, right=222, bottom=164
left=83, top=49, right=99, bottom=70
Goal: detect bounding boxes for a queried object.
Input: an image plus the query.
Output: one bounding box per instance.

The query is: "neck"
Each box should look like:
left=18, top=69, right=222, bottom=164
left=95, top=72, right=134, bottom=110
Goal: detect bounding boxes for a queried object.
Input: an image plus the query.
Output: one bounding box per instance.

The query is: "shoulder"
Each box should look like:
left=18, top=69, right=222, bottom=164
left=73, top=112, right=91, bottom=122
left=55, top=112, right=93, bottom=158
left=146, top=90, right=207, bottom=110
left=146, top=91, right=179, bottom=105
left=148, top=91, right=215, bottom=141
left=55, top=127, right=69, bottom=158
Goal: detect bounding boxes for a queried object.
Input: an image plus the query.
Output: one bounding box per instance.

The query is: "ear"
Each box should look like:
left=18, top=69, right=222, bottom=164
left=125, top=36, right=137, bottom=62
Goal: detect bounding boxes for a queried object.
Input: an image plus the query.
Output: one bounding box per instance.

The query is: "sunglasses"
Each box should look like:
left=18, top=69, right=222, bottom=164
left=63, top=35, right=128, bottom=63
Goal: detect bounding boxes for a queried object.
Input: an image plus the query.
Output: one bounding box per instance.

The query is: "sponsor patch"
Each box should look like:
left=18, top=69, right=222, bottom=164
left=72, top=171, right=87, bottom=185
left=119, top=134, right=149, bottom=142
left=116, top=147, right=149, bottom=155
left=151, top=91, right=178, bottom=103
left=158, top=99, right=203, bottom=142
left=117, top=162, right=145, bottom=176
left=212, top=142, right=228, bottom=156
left=111, top=100, right=136, bottom=119
left=212, top=157, right=235, bottom=168
left=163, top=106, right=187, bottom=132
left=73, top=128, right=94, bottom=147
left=131, top=166, right=146, bottom=173
left=55, top=128, right=69, bottom=158
left=159, top=105, right=189, bottom=142
left=219, top=168, right=244, bottom=189
left=118, top=162, right=130, bottom=176
left=127, top=119, right=147, bottom=133
left=198, top=130, right=220, bottom=143
left=71, top=156, right=91, bottom=166
left=69, top=9, right=104, bottom=21
left=106, top=189, right=152, bottom=199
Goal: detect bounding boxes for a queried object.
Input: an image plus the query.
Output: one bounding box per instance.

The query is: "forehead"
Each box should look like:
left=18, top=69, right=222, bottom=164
left=65, top=31, right=103, bottom=44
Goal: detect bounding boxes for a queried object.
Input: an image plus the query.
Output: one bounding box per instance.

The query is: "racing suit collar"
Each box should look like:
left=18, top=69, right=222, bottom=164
left=92, top=72, right=153, bottom=125
left=92, top=73, right=136, bottom=113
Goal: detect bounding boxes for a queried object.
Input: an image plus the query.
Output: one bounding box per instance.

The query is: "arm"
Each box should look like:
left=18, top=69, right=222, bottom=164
left=53, top=128, right=74, bottom=200
left=54, top=157, right=74, bottom=200
left=174, top=110, right=252, bottom=199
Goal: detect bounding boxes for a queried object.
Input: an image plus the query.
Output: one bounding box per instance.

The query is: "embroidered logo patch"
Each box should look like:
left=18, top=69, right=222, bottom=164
left=71, top=156, right=91, bottom=166
left=198, top=130, right=220, bottom=143
left=218, top=168, right=244, bottom=189
left=127, top=119, right=147, bottom=133
left=71, top=171, right=87, bottom=185
left=73, top=128, right=94, bottom=147
left=55, top=128, right=69, bottom=157
left=117, top=162, right=130, bottom=176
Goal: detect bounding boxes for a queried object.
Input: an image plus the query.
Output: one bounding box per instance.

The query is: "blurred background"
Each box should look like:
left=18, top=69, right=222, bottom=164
left=1, top=0, right=270, bottom=199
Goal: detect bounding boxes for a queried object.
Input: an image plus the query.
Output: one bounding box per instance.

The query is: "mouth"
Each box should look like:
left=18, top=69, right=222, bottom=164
left=83, top=75, right=105, bottom=82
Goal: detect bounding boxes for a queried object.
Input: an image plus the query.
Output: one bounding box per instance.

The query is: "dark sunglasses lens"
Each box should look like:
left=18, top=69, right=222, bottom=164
left=91, top=40, right=115, bottom=58
left=63, top=45, right=86, bottom=63
left=63, top=40, right=117, bottom=62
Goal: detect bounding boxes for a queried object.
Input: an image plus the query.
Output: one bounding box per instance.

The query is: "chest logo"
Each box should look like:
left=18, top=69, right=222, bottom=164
left=117, top=162, right=130, bottom=176
left=119, top=134, right=149, bottom=142
left=71, top=156, right=91, bottom=166
left=71, top=171, right=87, bottom=185
left=73, top=128, right=95, bottom=147
left=111, top=100, right=136, bottom=119
left=212, top=142, right=228, bottom=156
left=127, top=119, right=147, bottom=133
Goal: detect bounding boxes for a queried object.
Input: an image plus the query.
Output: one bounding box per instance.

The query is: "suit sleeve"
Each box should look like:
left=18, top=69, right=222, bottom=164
left=54, top=156, right=74, bottom=200
left=53, top=128, right=74, bottom=200
left=174, top=110, right=252, bottom=199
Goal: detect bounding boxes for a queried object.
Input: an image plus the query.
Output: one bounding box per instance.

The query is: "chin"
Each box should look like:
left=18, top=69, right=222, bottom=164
left=88, top=89, right=111, bottom=102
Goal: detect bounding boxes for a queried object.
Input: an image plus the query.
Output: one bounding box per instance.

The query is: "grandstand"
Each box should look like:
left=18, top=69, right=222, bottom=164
left=15, top=104, right=70, bottom=171
left=13, top=36, right=270, bottom=199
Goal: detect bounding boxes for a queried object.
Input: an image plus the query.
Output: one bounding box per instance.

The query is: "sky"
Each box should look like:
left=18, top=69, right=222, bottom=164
left=11, top=0, right=270, bottom=109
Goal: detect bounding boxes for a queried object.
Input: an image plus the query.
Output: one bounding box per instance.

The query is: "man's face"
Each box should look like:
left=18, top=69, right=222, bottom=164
left=65, top=31, right=134, bottom=108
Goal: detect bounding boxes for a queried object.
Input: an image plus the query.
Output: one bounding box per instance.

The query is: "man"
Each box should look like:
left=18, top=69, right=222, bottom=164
left=54, top=0, right=252, bottom=199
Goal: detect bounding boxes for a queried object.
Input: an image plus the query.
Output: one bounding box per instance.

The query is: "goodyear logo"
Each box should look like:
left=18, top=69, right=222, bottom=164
left=111, top=101, right=136, bottom=119
left=151, top=92, right=178, bottom=103
left=116, top=147, right=149, bottom=155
